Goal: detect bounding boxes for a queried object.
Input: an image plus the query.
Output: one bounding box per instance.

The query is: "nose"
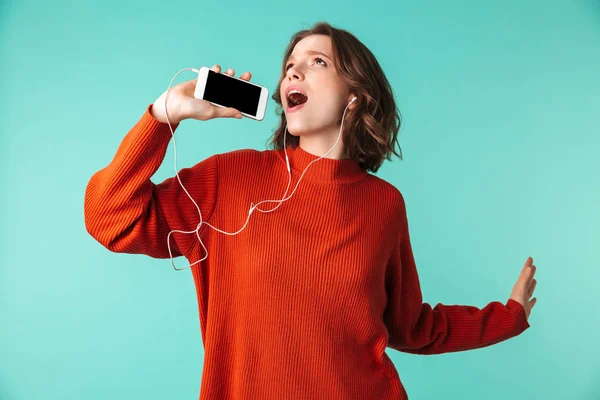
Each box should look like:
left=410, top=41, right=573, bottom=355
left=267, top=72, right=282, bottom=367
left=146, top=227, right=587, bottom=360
left=286, top=64, right=304, bottom=81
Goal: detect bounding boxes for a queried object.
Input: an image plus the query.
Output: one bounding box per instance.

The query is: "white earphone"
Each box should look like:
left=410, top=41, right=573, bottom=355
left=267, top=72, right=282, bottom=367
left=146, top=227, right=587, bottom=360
left=164, top=67, right=359, bottom=270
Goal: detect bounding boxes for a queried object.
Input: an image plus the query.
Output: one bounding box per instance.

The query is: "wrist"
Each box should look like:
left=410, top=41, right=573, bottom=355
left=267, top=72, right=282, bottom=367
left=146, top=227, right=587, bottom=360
left=150, top=103, right=181, bottom=125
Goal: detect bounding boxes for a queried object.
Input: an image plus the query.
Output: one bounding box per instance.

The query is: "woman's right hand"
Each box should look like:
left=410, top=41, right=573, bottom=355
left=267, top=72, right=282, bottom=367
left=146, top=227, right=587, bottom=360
left=151, top=64, right=252, bottom=124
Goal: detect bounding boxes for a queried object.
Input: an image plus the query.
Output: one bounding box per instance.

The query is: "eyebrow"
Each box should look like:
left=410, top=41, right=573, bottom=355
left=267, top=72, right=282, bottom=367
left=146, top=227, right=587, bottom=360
left=286, top=50, right=332, bottom=63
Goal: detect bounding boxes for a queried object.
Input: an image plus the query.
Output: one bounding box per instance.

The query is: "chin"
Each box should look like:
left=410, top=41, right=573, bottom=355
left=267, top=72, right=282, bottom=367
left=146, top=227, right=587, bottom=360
left=284, top=119, right=311, bottom=137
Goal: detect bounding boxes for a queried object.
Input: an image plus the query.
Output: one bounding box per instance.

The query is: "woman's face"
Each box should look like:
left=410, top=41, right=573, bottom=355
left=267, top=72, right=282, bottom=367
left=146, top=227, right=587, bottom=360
left=280, top=34, right=356, bottom=140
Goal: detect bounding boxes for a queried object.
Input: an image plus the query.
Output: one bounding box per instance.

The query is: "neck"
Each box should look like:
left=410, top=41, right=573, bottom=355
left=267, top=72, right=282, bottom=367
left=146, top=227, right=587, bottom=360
left=282, top=144, right=366, bottom=184
left=298, top=132, right=348, bottom=160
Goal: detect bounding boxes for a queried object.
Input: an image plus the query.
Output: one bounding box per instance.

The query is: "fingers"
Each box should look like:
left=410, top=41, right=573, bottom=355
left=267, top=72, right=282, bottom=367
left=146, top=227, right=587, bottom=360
left=527, top=278, right=537, bottom=297
left=520, top=257, right=536, bottom=283
left=514, top=257, right=537, bottom=297
left=523, top=258, right=538, bottom=309
left=529, top=297, right=537, bottom=309
left=210, top=64, right=252, bottom=81
left=521, top=256, right=533, bottom=274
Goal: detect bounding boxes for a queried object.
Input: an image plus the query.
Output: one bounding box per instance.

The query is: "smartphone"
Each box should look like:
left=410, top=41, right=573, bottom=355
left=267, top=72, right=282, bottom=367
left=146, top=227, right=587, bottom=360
left=193, top=66, right=269, bottom=121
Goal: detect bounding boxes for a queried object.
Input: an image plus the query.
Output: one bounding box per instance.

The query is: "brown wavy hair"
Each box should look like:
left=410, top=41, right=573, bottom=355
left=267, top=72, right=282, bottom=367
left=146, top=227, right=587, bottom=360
left=265, top=21, right=403, bottom=173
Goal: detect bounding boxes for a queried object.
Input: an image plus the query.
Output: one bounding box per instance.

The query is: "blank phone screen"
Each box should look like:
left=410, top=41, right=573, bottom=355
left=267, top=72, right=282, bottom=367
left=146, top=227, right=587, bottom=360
left=204, top=69, right=261, bottom=116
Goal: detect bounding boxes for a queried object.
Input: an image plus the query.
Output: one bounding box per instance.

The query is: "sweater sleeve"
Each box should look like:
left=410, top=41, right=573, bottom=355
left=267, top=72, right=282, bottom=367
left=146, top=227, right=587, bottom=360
left=383, top=192, right=530, bottom=355
left=83, top=104, right=219, bottom=259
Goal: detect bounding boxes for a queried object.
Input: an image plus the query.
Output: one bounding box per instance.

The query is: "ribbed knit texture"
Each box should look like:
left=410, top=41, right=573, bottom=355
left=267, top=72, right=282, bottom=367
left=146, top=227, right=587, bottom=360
left=84, top=104, right=531, bottom=400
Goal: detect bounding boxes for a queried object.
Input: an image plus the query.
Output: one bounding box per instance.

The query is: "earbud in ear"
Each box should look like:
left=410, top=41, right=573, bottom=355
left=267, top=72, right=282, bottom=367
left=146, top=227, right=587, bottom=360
left=349, top=97, right=357, bottom=105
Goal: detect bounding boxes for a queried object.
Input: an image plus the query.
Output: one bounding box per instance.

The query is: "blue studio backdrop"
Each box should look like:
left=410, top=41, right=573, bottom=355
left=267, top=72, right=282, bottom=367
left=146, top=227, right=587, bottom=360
left=1, top=1, right=599, bottom=399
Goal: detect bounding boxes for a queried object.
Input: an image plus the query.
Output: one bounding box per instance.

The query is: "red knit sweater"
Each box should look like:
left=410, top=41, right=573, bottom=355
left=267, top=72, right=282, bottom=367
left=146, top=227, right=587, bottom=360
left=84, top=104, right=530, bottom=400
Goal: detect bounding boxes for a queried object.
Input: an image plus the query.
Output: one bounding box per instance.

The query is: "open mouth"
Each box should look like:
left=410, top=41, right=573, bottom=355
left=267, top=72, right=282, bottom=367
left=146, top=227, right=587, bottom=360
left=286, top=90, right=308, bottom=108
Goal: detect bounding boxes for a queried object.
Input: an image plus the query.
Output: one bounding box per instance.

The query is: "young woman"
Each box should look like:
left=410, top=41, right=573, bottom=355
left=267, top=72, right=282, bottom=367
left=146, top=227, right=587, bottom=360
left=84, top=21, right=537, bottom=400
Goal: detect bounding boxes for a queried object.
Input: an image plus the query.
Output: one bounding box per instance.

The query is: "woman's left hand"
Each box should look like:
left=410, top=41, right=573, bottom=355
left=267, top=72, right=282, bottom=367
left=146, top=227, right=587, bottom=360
left=510, top=257, right=538, bottom=320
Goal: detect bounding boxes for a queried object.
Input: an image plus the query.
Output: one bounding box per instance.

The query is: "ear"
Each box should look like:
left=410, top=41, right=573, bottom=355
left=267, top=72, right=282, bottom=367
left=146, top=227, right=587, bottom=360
left=347, top=94, right=358, bottom=110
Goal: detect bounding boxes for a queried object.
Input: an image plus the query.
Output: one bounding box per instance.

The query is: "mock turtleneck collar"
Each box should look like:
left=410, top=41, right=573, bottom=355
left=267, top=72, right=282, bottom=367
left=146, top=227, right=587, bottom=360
left=278, top=144, right=368, bottom=184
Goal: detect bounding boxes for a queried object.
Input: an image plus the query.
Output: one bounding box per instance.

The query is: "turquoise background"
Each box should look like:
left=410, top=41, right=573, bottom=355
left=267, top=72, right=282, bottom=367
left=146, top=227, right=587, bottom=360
left=1, top=0, right=599, bottom=399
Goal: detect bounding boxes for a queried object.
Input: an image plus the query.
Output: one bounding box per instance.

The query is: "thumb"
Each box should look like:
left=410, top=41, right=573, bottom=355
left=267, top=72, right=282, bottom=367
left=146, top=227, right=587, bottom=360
left=216, top=107, right=242, bottom=119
